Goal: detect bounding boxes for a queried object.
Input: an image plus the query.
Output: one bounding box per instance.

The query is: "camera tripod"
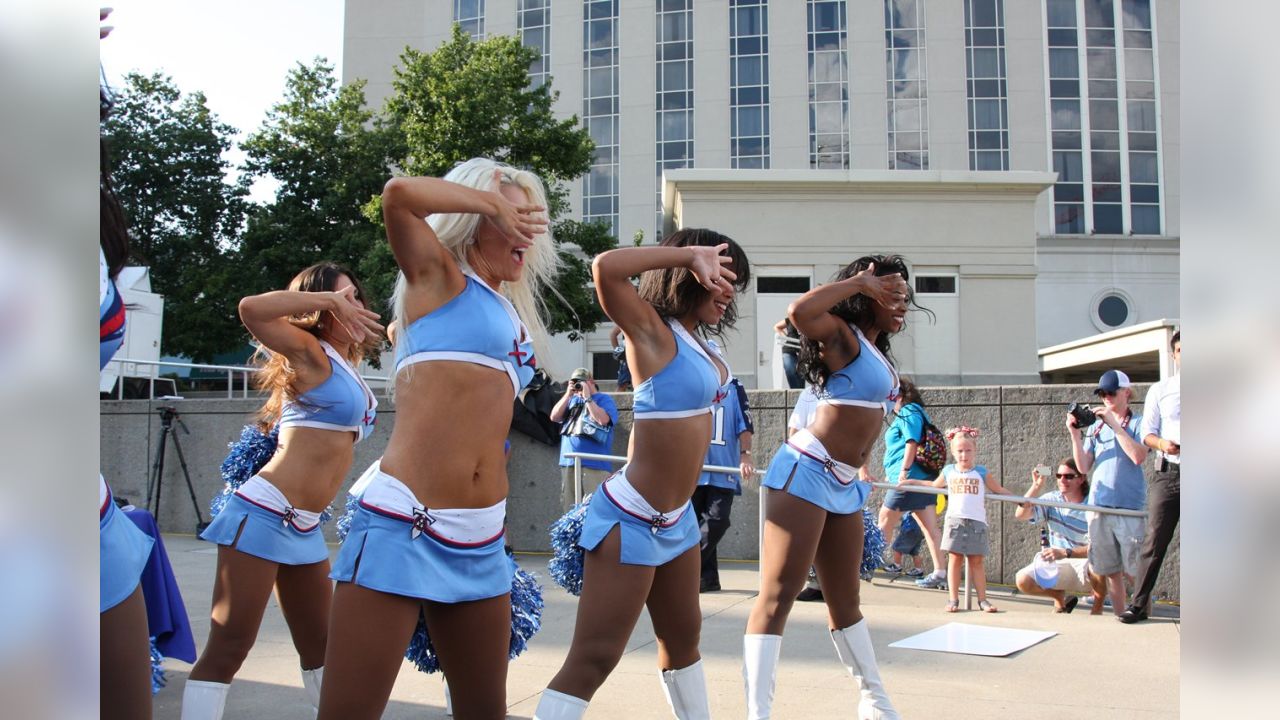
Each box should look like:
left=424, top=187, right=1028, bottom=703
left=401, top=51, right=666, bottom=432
left=145, top=406, right=208, bottom=534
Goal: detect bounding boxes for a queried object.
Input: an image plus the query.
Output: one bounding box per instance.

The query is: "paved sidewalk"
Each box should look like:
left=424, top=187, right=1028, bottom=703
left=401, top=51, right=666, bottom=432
left=153, top=535, right=1178, bottom=719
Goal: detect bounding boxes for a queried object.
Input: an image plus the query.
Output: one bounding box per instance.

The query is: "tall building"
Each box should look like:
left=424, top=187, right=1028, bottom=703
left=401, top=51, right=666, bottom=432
left=345, top=0, right=1179, bottom=386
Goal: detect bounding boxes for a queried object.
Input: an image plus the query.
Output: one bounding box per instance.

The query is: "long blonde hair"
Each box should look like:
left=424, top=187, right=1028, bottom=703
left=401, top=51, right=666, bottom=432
left=253, top=262, right=378, bottom=432
left=389, top=158, right=559, bottom=369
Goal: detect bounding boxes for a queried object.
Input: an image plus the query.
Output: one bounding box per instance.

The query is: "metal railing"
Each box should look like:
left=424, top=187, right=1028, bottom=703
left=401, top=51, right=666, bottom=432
left=104, top=357, right=390, bottom=400
left=564, top=450, right=1147, bottom=610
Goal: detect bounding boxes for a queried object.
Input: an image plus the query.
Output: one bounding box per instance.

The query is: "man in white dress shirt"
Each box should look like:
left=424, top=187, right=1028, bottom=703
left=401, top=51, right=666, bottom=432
left=1122, top=331, right=1181, bottom=623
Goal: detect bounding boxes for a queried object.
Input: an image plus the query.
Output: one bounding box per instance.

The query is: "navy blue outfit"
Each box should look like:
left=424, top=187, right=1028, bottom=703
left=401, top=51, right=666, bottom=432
left=693, top=377, right=753, bottom=588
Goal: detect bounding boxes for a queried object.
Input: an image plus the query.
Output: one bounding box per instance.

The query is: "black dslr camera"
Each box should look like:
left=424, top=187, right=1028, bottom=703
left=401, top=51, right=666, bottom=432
left=1067, top=402, right=1097, bottom=429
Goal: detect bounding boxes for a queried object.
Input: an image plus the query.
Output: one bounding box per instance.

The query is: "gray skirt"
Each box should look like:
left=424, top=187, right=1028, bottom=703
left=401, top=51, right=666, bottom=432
left=941, top=517, right=989, bottom=556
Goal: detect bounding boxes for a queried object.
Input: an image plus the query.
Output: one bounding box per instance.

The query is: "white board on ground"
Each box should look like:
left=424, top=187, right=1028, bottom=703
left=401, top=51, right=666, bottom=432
left=889, top=622, right=1057, bottom=657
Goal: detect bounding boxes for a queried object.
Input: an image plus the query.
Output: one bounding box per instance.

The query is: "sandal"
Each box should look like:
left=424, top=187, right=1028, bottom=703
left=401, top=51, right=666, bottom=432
left=978, top=599, right=998, bottom=613
left=1058, top=595, right=1079, bottom=614
left=945, top=600, right=959, bottom=613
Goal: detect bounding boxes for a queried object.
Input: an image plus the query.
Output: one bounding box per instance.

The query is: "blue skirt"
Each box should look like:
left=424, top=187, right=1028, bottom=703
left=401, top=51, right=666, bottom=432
left=100, top=498, right=154, bottom=613
left=199, top=493, right=329, bottom=566
left=761, top=442, right=870, bottom=515
left=578, top=482, right=700, bottom=567
left=331, top=503, right=511, bottom=603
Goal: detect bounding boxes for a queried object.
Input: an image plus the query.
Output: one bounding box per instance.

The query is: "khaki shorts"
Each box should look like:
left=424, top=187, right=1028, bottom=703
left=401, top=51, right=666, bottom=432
left=1018, top=557, right=1093, bottom=594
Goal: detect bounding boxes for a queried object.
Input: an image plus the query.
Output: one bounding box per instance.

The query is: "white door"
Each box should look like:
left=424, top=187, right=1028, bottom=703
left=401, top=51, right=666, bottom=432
left=753, top=268, right=813, bottom=390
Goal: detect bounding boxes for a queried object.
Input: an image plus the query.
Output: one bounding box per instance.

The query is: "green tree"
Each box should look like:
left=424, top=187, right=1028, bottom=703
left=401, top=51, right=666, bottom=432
left=377, top=26, right=614, bottom=339
left=237, top=58, right=400, bottom=310
left=102, top=72, right=248, bottom=361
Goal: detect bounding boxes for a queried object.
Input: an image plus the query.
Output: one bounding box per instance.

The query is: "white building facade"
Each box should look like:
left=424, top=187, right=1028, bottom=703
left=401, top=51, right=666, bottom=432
left=344, top=0, right=1179, bottom=386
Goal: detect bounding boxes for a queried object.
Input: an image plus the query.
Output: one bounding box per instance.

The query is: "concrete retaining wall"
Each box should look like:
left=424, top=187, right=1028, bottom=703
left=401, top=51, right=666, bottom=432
left=100, top=383, right=1178, bottom=602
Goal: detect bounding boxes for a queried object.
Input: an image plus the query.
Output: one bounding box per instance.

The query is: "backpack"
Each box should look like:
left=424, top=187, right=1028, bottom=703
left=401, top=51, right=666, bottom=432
left=510, top=368, right=562, bottom=445
left=914, top=415, right=947, bottom=476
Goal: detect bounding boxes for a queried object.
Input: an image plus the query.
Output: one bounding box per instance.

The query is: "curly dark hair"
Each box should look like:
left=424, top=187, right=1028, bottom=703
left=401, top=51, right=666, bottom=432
left=636, top=228, right=751, bottom=338
left=796, top=254, right=929, bottom=387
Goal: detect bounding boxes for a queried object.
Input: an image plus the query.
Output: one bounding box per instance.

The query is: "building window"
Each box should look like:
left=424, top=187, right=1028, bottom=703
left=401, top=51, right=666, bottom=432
left=757, top=276, right=811, bottom=294
left=592, top=351, right=621, bottom=381
left=518, top=0, right=552, bottom=89
left=885, top=0, right=929, bottom=170
left=1045, top=0, right=1162, bottom=235
left=656, top=0, right=694, bottom=237
left=915, top=275, right=957, bottom=295
left=455, top=0, right=485, bottom=40
left=1092, top=289, right=1133, bottom=330
left=807, top=1, right=849, bottom=169
left=965, top=0, right=1009, bottom=170
left=583, top=0, right=620, bottom=237
left=730, top=0, right=770, bottom=169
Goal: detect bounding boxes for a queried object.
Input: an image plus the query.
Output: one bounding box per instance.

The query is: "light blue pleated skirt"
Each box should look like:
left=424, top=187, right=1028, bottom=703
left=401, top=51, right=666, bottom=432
left=100, top=497, right=154, bottom=613
left=578, top=480, right=700, bottom=567
left=199, top=493, right=330, bottom=565
left=761, top=442, right=870, bottom=515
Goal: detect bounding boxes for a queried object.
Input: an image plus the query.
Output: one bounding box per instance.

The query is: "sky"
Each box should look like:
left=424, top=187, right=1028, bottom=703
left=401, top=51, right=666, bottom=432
left=98, top=0, right=346, bottom=202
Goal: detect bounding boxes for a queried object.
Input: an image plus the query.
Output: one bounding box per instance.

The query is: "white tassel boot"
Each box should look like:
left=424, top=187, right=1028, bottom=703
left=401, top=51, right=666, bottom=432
left=830, top=620, right=900, bottom=720
left=533, top=688, right=589, bottom=720
left=659, top=659, right=711, bottom=720
left=301, top=666, right=323, bottom=713
left=742, top=634, right=783, bottom=719
left=180, top=679, right=230, bottom=720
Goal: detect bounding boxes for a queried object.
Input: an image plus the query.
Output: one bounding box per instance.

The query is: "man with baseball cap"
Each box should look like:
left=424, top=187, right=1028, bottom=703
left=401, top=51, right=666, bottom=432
left=1067, top=367, right=1149, bottom=617
left=550, top=367, right=618, bottom=509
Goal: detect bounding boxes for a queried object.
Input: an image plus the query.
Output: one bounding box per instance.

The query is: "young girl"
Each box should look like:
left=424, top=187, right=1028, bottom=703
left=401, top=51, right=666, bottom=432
left=905, top=426, right=1012, bottom=613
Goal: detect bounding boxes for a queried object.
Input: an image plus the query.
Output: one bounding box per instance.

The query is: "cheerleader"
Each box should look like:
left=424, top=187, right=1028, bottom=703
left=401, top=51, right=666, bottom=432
left=100, top=89, right=156, bottom=717
left=181, top=262, right=383, bottom=719
left=537, top=230, right=750, bottom=719
left=317, top=159, right=554, bottom=720
left=743, top=255, right=913, bottom=720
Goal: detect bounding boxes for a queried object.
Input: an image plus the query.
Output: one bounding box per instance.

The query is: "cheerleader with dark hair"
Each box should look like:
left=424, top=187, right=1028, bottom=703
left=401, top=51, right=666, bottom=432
left=537, top=229, right=751, bottom=719
left=743, top=255, right=915, bottom=720
left=180, top=262, right=383, bottom=719
left=100, top=83, right=156, bottom=720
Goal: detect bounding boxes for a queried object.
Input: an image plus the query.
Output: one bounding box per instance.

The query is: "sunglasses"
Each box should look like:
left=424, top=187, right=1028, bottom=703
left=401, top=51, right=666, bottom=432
left=1056, top=472, right=1081, bottom=479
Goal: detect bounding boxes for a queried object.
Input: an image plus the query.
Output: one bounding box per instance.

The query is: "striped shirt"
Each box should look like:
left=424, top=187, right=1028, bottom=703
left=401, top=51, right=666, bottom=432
left=1029, top=490, right=1089, bottom=551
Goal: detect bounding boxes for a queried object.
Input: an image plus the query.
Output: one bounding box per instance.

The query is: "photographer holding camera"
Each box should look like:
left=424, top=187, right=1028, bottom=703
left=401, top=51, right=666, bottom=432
left=550, top=367, right=618, bottom=509
left=1067, top=369, right=1149, bottom=618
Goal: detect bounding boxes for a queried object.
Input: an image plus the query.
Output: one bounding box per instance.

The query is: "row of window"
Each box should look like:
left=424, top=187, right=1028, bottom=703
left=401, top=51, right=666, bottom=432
left=462, top=0, right=1162, bottom=239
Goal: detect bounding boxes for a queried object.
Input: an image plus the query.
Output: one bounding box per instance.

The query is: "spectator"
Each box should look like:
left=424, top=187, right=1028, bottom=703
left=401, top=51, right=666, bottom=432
left=550, top=367, right=619, bottom=509
left=877, top=379, right=946, bottom=590
left=1013, top=459, right=1107, bottom=613
left=1068, top=369, right=1149, bottom=618
left=1124, top=331, right=1181, bottom=624
left=789, top=384, right=824, bottom=602
left=888, top=512, right=926, bottom=578
left=902, top=426, right=1014, bottom=613
left=609, top=325, right=632, bottom=391
left=694, top=375, right=755, bottom=592
left=773, top=317, right=804, bottom=389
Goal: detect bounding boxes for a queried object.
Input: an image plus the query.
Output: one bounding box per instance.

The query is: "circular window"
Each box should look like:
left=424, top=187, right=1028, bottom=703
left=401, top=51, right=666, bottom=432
left=1097, top=295, right=1129, bottom=327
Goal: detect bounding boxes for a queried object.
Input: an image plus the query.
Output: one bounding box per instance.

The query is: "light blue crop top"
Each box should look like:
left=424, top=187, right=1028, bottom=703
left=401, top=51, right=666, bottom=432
left=279, top=341, right=378, bottom=443
left=632, top=320, right=727, bottom=420
left=393, top=272, right=536, bottom=396
left=817, top=325, right=900, bottom=412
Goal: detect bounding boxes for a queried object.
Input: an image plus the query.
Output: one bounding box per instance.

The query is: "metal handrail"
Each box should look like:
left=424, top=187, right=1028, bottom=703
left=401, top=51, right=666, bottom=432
left=104, top=357, right=391, bottom=400
left=563, top=450, right=1147, bottom=609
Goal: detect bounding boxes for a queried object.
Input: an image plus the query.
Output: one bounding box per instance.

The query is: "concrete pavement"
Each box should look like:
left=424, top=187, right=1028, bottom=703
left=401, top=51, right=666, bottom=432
left=153, top=534, right=1178, bottom=719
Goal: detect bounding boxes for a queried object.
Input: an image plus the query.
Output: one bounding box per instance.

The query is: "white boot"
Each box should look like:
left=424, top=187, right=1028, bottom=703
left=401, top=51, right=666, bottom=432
left=301, top=666, right=323, bottom=712
left=830, top=620, right=900, bottom=720
left=742, top=634, right=782, bottom=719
left=659, top=659, right=711, bottom=720
left=180, top=679, right=230, bottom=720
left=443, top=677, right=453, bottom=716
left=532, top=688, right=589, bottom=720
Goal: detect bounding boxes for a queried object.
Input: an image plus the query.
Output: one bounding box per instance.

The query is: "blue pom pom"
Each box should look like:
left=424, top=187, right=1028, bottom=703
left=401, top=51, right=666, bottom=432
left=403, top=554, right=545, bottom=674
left=334, top=493, right=360, bottom=543
left=149, top=637, right=165, bottom=695
left=209, top=424, right=278, bottom=519
left=507, top=555, right=544, bottom=660
left=547, top=494, right=592, bottom=596
left=860, top=508, right=887, bottom=576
